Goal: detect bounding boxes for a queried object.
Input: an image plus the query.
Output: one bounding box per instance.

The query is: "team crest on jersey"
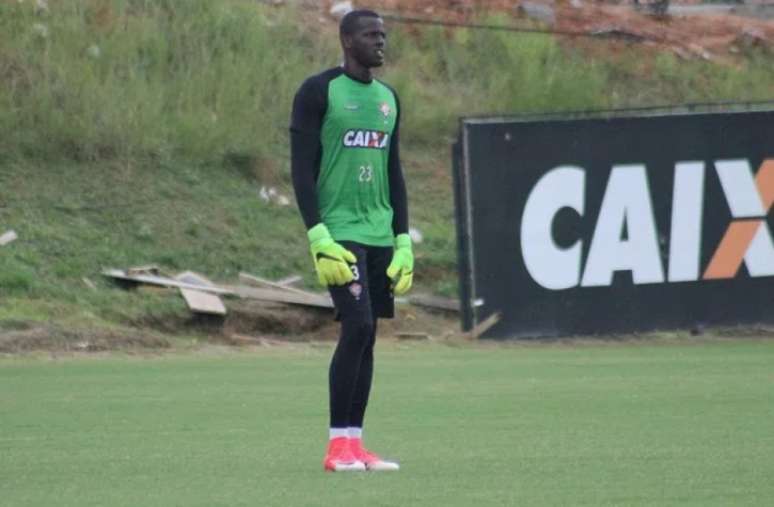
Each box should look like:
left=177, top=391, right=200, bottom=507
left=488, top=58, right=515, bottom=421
left=379, top=102, right=391, bottom=117
left=342, top=129, right=389, bottom=149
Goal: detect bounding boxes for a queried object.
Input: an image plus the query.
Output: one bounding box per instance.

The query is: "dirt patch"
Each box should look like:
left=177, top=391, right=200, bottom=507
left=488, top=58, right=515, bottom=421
left=0, top=325, right=170, bottom=353
left=128, top=298, right=337, bottom=340
left=711, top=325, right=774, bottom=338
left=218, top=300, right=461, bottom=344
left=0, top=299, right=462, bottom=353
left=7, top=308, right=768, bottom=352
left=350, top=0, right=774, bottom=62
left=221, top=300, right=336, bottom=339
left=552, top=3, right=774, bottom=62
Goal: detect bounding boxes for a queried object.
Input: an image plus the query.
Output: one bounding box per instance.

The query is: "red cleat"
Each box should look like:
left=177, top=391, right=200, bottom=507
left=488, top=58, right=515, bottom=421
left=323, top=436, right=366, bottom=472
left=349, top=437, right=400, bottom=471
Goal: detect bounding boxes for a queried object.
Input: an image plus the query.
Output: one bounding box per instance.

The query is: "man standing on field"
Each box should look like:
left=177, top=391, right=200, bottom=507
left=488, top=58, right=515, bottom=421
left=289, top=10, right=413, bottom=472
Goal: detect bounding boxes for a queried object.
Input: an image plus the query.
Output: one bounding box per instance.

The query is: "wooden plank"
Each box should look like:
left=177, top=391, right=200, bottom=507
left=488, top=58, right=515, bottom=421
left=224, top=284, right=334, bottom=309
left=275, top=275, right=302, bottom=286
left=409, top=294, right=460, bottom=312
left=469, top=312, right=501, bottom=340
left=175, top=270, right=216, bottom=287
left=0, top=230, right=18, bottom=246
left=239, top=272, right=327, bottom=298
left=103, top=269, right=333, bottom=309
left=126, top=264, right=164, bottom=277
left=102, top=269, right=235, bottom=295
left=180, top=288, right=227, bottom=315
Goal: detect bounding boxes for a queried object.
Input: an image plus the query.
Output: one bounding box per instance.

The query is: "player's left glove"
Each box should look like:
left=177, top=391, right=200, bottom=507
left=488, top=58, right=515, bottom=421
left=386, top=233, right=413, bottom=295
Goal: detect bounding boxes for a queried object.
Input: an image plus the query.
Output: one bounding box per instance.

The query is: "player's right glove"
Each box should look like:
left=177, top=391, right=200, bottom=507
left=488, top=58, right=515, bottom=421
left=307, top=223, right=357, bottom=286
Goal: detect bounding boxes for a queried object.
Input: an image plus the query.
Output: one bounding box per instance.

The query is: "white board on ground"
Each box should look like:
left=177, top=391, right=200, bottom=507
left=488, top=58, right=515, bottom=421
left=0, top=230, right=18, bottom=246
left=180, top=288, right=227, bottom=316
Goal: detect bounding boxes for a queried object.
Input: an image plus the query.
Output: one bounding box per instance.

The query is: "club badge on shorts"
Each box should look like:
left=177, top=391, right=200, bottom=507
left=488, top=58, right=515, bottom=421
left=349, top=282, right=363, bottom=301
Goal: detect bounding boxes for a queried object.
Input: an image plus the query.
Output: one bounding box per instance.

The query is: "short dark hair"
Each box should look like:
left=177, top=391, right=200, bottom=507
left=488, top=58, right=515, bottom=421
left=339, top=9, right=381, bottom=37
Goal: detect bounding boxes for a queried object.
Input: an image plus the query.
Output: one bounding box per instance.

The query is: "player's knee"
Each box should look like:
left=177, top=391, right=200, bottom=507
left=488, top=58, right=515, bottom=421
left=353, top=319, right=374, bottom=343
left=342, top=316, right=374, bottom=345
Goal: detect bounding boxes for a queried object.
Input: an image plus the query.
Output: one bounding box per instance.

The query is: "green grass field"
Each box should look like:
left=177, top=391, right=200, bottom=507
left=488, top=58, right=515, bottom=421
left=2, top=339, right=773, bottom=506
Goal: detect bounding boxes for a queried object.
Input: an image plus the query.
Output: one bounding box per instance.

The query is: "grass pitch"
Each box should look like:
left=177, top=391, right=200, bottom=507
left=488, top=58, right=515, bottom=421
left=2, top=339, right=773, bottom=506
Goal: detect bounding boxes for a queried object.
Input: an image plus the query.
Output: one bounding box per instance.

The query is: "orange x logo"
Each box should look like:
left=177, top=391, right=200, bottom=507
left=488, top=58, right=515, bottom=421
left=704, top=159, right=774, bottom=279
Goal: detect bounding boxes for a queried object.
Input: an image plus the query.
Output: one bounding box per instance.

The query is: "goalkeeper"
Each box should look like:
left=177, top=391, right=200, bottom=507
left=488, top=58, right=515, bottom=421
left=289, top=9, right=412, bottom=473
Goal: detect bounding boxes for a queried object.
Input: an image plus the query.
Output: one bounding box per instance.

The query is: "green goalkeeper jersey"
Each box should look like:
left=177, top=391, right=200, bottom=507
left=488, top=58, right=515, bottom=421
left=290, top=67, right=402, bottom=247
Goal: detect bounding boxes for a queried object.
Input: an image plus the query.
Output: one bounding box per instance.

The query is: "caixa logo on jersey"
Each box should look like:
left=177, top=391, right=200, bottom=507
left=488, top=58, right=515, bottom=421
left=342, top=129, right=389, bottom=149
left=521, top=159, right=774, bottom=290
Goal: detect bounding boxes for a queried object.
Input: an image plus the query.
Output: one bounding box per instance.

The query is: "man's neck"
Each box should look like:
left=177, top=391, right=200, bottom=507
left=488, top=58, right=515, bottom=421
left=342, top=60, right=372, bottom=84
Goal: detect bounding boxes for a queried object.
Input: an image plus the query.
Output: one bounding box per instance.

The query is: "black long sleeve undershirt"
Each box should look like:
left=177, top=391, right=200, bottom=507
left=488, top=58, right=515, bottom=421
left=289, top=67, right=409, bottom=237
left=290, top=129, right=323, bottom=229
left=386, top=118, right=408, bottom=235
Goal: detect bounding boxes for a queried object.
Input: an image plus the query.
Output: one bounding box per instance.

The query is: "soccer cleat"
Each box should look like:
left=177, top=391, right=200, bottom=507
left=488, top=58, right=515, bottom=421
left=349, top=438, right=400, bottom=471
left=323, top=437, right=366, bottom=472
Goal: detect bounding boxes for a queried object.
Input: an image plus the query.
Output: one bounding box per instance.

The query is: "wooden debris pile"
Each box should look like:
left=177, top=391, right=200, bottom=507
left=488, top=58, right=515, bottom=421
left=103, top=265, right=469, bottom=341
left=103, top=266, right=333, bottom=317
left=103, top=265, right=461, bottom=318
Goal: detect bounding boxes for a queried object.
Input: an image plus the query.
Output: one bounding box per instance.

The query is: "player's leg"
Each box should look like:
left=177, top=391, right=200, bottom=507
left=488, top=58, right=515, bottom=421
left=323, top=242, right=373, bottom=472
left=348, top=319, right=376, bottom=431
left=348, top=244, right=391, bottom=430
left=348, top=244, right=400, bottom=471
left=328, top=315, right=374, bottom=433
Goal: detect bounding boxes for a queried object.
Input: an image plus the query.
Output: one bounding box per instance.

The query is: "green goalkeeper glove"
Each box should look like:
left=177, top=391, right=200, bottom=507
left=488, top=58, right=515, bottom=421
left=307, top=223, right=357, bottom=286
left=387, top=233, right=413, bottom=295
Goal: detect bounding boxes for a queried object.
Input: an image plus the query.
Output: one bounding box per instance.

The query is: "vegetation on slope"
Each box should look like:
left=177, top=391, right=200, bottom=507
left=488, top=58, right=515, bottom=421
left=1, top=0, right=772, bottom=336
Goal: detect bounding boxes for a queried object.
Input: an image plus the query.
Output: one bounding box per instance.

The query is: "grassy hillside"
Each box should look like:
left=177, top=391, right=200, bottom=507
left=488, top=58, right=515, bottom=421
left=1, top=0, right=773, bottom=338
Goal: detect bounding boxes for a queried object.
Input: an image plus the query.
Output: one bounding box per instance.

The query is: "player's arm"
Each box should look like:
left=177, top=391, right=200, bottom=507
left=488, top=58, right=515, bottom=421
left=385, top=93, right=413, bottom=294
left=388, top=107, right=409, bottom=237
left=289, top=77, right=356, bottom=286
left=290, top=77, right=324, bottom=230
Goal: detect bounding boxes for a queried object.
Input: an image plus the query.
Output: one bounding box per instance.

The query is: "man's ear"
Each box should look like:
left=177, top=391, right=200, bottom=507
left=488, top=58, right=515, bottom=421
left=340, top=34, right=353, bottom=50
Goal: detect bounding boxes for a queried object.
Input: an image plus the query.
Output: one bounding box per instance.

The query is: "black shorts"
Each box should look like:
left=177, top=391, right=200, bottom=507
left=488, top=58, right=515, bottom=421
left=328, top=241, right=395, bottom=322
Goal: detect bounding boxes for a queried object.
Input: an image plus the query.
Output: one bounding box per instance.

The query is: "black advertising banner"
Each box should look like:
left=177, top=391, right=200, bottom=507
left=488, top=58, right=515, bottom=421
left=454, top=105, right=774, bottom=338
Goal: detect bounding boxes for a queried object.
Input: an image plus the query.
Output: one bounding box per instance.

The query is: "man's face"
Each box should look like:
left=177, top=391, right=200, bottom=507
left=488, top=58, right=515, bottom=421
left=344, top=16, right=386, bottom=68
